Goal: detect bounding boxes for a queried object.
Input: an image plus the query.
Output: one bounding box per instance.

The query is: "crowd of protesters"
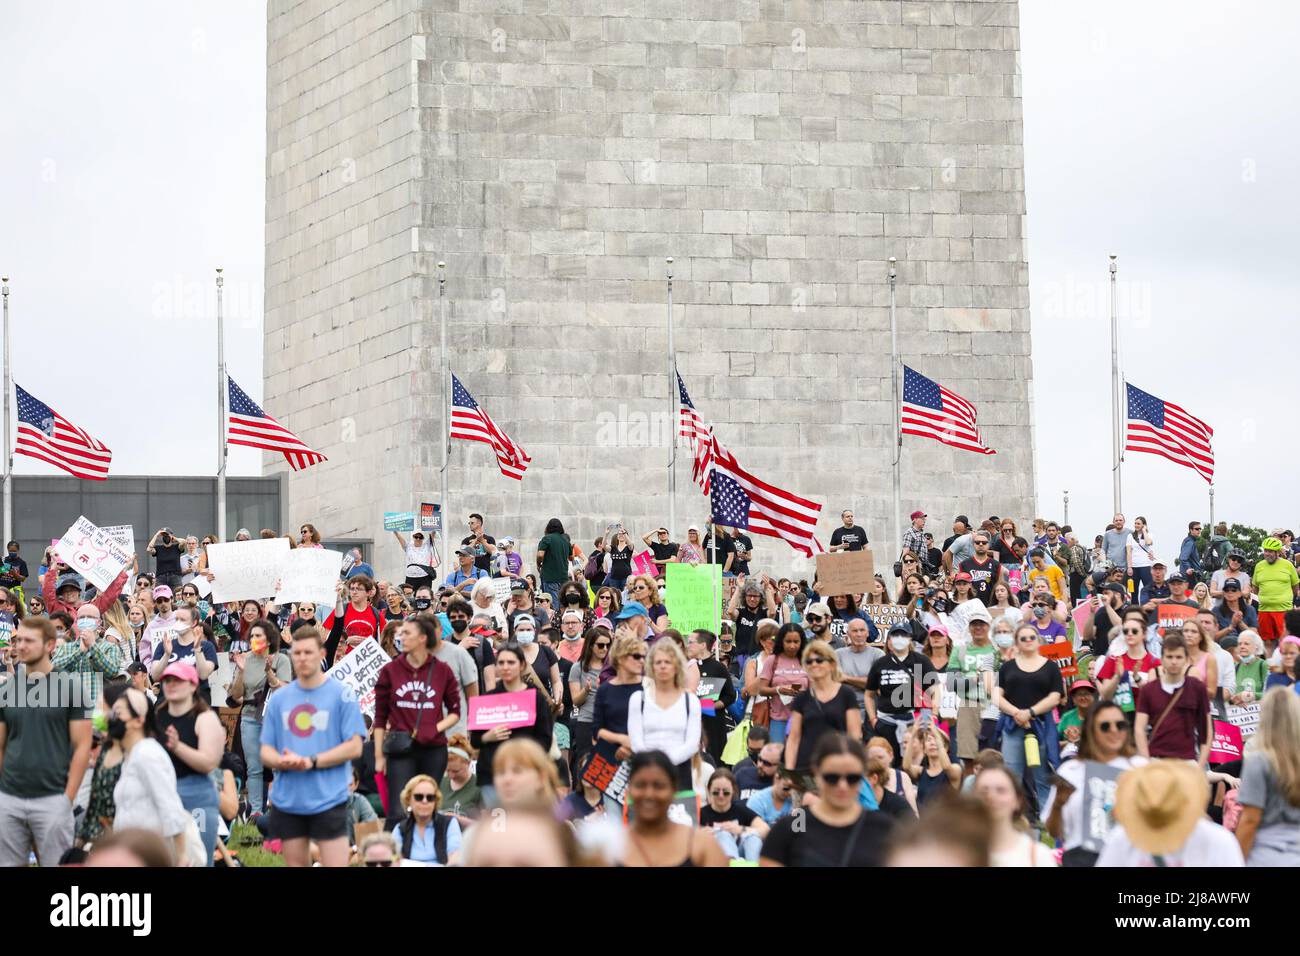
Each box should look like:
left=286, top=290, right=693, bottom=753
left=0, top=508, right=1296, bottom=868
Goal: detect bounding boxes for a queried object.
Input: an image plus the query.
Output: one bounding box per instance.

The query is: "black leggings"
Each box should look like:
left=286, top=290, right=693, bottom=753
left=570, top=722, right=595, bottom=782
left=383, top=744, right=448, bottom=829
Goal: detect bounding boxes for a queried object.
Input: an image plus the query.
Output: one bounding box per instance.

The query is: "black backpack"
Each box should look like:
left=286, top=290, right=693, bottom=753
left=1203, top=542, right=1223, bottom=573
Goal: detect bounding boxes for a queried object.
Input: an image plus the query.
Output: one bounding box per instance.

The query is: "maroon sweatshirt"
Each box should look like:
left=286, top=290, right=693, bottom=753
left=373, top=651, right=461, bottom=746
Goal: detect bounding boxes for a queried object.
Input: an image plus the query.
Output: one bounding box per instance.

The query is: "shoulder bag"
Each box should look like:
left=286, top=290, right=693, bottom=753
left=383, top=659, right=436, bottom=756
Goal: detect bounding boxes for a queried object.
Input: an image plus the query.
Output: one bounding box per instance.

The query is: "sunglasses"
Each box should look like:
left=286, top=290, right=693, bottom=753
left=805, top=656, right=829, bottom=665
left=628, top=653, right=645, bottom=661
left=1123, top=627, right=1143, bottom=635
left=411, top=793, right=437, bottom=803
left=805, top=614, right=823, bottom=622
left=820, top=772, right=863, bottom=787
left=709, top=789, right=733, bottom=797
left=364, top=859, right=395, bottom=867
left=756, top=757, right=778, bottom=768
left=1097, top=720, right=1129, bottom=733
left=1017, top=635, right=1038, bottom=643
left=903, top=558, right=918, bottom=564
left=594, top=642, right=610, bottom=650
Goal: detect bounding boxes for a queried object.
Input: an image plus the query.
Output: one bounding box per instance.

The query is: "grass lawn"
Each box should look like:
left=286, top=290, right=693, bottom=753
left=226, top=821, right=284, bottom=868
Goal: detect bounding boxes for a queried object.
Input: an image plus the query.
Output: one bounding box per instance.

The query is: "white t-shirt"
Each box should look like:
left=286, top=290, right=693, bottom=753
left=1128, top=534, right=1155, bottom=569
left=1096, top=818, right=1245, bottom=867
left=990, top=832, right=1058, bottom=867
left=1042, top=756, right=1146, bottom=851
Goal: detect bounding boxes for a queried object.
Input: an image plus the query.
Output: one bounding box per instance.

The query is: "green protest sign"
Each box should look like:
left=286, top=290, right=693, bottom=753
left=666, top=563, right=722, bottom=636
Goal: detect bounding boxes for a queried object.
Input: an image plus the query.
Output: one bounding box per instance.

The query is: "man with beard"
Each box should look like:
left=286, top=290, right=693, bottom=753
left=959, top=532, right=1002, bottom=606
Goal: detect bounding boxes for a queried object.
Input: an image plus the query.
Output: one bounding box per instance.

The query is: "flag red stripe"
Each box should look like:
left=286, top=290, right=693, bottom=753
left=1125, top=423, right=1215, bottom=468
left=15, top=443, right=109, bottom=480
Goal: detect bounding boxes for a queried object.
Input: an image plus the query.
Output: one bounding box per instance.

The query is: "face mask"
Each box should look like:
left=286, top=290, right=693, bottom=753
left=889, top=636, right=911, bottom=653
left=1239, top=653, right=1255, bottom=664
left=564, top=595, right=580, bottom=606
left=1032, top=605, right=1049, bottom=618
left=516, top=630, right=536, bottom=645
left=931, top=599, right=948, bottom=613
left=450, top=618, right=468, bottom=634
left=107, top=716, right=128, bottom=741
left=994, top=634, right=1014, bottom=649
left=413, top=598, right=432, bottom=611
left=77, top=618, right=98, bottom=633
left=563, top=628, right=582, bottom=641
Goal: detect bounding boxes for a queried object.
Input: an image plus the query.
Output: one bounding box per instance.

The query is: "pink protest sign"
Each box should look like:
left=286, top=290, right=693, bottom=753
left=1210, top=719, right=1243, bottom=764
left=631, top=550, right=657, bottom=577
left=467, top=689, right=537, bottom=731
left=1072, top=599, right=1094, bottom=637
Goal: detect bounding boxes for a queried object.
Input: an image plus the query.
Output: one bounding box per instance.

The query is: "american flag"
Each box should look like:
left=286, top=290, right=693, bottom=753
left=678, top=372, right=715, bottom=492
left=14, top=384, right=112, bottom=480
left=227, top=377, right=326, bottom=472
left=709, top=471, right=750, bottom=529
left=900, top=366, right=996, bottom=456
left=451, top=374, right=530, bottom=480
left=709, top=436, right=822, bottom=556
left=677, top=372, right=709, bottom=446
left=693, top=425, right=715, bottom=495
left=1124, top=382, right=1214, bottom=484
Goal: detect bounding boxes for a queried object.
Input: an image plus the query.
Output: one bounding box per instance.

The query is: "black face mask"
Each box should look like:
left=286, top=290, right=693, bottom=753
left=413, top=598, right=432, bottom=611
left=450, top=618, right=469, bottom=634
left=931, top=599, right=949, bottom=613
left=107, top=716, right=128, bottom=741
left=564, top=595, right=581, bottom=605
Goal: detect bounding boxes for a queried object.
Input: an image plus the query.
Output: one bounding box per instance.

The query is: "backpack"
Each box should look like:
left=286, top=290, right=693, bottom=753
left=399, top=812, right=451, bottom=864
left=1203, top=541, right=1224, bottom=573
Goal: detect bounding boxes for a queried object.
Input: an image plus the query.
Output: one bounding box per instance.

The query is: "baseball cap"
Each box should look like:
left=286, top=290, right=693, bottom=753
left=952, top=571, right=973, bottom=583
left=591, top=617, right=614, bottom=632
left=412, top=531, right=425, bottom=539
left=614, top=601, right=648, bottom=621
left=161, top=662, right=199, bottom=686
left=927, top=622, right=949, bottom=637
left=562, top=609, right=584, bottom=623
left=501, top=536, right=516, bottom=546
left=152, top=584, right=174, bottom=600
left=687, top=525, right=701, bottom=534
left=456, top=546, right=475, bottom=557
left=1167, top=572, right=1187, bottom=583
left=56, top=573, right=83, bottom=594
left=1222, top=578, right=1242, bottom=591
left=513, top=614, right=536, bottom=630
left=1101, top=582, right=1127, bottom=594
left=510, top=578, right=528, bottom=594
left=805, top=602, right=832, bottom=619
left=888, top=622, right=913, bottom=638
left=1152, top=561, right=1166, bottom=569
left=966, top=605, right=992, bottom=624
left=909, top=510, right=926, bottom=520
left=1068, top=679, right=1096, bottom=695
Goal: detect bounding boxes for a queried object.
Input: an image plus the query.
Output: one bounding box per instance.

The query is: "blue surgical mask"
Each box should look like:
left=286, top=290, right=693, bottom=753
left=994, top=634, right=1014, bottom=649
left=516, top=630, right=536, bottom=645
left=77, top=618, right=98, bottom=633
left=1239, top=653, right=1256, bottom=664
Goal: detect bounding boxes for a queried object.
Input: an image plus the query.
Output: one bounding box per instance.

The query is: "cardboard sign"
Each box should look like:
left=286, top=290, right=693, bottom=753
left=631, top=550, right=657, bottom=577
left=1155, top=603, right=1198, bottom=638
left=1210, top=719, right=1244, bottom=763
left=207, top=538, right=290, bottom=603
left=491, top=578, right=512, bottom=604
left=815, top=550, right=875, bottom=597
left=666, top=562, right=723, bottom=635
left=274, top=548, right=344, bottom=605
left=384, top=512, right=415, bottom=532
left=583, top=749, right=633, bottom=804
left=1226, top=702, right=1262, bottom=741
left=326, top=636, right=387, bottom=719
left=54, top=516, right=132, bottom=592
left=102, top=524, right=135, bottom=555
left=467, top=689, right=538, bottom=731
left=865, top=603, right=908, bottom=632
left=1040, top=640, right=1078, bottom=678
left=419, top=503, right=441, bottom=533
left=1079, top=760, right=1125, bottom=854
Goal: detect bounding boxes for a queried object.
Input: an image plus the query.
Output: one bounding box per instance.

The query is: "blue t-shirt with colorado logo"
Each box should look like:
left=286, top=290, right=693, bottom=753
left=262, top=677, right=367, bottom=815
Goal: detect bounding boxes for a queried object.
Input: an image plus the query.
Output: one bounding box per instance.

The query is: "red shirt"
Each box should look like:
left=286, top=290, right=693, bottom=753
left=1096, top=652, right=1158, bottom=681
left=324, top=603, right=385, bottom=656
left=1136, top=675, right=1210, bottom=760
left=372, top=653, right=461, bottom=746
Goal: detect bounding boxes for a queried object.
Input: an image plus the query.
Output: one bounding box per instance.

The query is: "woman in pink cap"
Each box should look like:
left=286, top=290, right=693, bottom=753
left=156, top=661, right=223, bottom=866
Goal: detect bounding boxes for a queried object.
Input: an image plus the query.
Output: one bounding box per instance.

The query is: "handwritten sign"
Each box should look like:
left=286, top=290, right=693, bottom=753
left=947, top=598, right=987, bottom=644
left=865, top=603, right=908, bottom=632
left=208, top=653, right=235, bottom=709
left=491, top=578, right=512, bottom=604
left=384, top=512, right=415, bottom=532
left=326, top=637, right=387, bottom=719
left=274, top=548, right=344, bottom=605
left=102, top=524, right=135, bottom=555
left=666, top=563, right=722, bottom=636
left=54, top=516, right=132, bottom=591
left=466, top=689, right=537, bottom=731
left=1040, top=640, right=1078, bottom=678
left=1210, top=719, right=1244, bottom=763
left=631, top=550, right=657, bottom=577
left=419, top=503, right=441, bottom=533
left=815, top=550, right=875, bottom=598
left=583, top=749, right=633, bottom=804
left=1080, top=760, right=1124, bottom=854
left=1226, top=702, right=1262, bottom=742
left=208, top=538, right=291, bottom=603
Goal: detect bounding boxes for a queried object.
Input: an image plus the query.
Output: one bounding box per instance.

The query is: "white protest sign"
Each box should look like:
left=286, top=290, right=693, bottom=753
left=1226, top=702, right=1262, bottom=742
left=207, top=538, right=290, bottom=603
left=209, top=653, right=235, bottom=709
left=326, top=637, right=387, bottom=719
left=491, top=577, right=512, bottom=604
left=274, top=549, right=344, bottom=605
left=54, top=516, right=132, bottom=591
left=193, top=575, right=212, bottom=599
left=946, top=598, right=987, bottom=645
left=102, top=525, right=135, bottom=555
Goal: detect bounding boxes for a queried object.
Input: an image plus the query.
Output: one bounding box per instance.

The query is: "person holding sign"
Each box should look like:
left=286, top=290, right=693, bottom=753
left=373, top=616, right=462, bottom=827
left=41, top=566, right=128, bottom=621
left=469, top=643, right=553, bottom=804
left=392, top=528, right=437, bottom=592
left=1096, top=617, right=1159, bottom=717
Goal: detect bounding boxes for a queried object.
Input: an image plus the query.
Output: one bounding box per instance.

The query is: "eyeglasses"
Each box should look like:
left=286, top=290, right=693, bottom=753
left=820, top=772, right=863, bottom=787
left=1123, top=627, right=1143, bottom=635
left=411, top=793, right=437, bottom=803
left=903, top=558, right=918, bottom=564
left=1097, top=720, right=1129, bottom=733
left=364, top=859, right=395, bottom=867
left=709, top=789, right=733, bottom=797
left=805, top=614, right=823, bottom=622
left=1017, top=635, right=1038, bottom=643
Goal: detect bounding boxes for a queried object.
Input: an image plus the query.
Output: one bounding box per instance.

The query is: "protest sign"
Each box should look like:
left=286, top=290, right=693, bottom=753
left=467, top=689, right=538, bottom=731
left=631, top=550, right=657, bottom=577
left=1226, top=702, right=1262, bottom=741
left=193, top=575, right=212, bottom=599
left=1079, top=760, right=1125, bottom=854
left=1210, top=719, right=1244, bottom=763
left=325, top=637, right=387, bottom=718
left=583, top=749, right=633, bottom=804
left=208, top=653, right=235, bottom=709
left=815, top=550, right=874, bottom=597
left=0, top=612, right=13, bottom=648
left=947, top=598, right=987, bottom=643
left=208, top=538, right=290, bottom=603
left=666, top=563, right=722, bottom=636
left=492, top=578, right=512, bottom=604
left=274, top=548, right=344, bottom=605
left=102, top=524, right=135, bottom=555
left=218, top=708, right=240, bottom=752
left=384, top=512, right=415, bottom=532
left=1071, top=599, right=1095, bottom=638
left=1155, top=603, right=1198, bottom=638
left=54, top=516, right=132, bottom=591
left=419, top=503, right=441, bottom=533
left=696, top=676, right=726, bottom=716
left=864, top=603, right=908, bottom=632
left=1040, top=640, right=1078, bottom=677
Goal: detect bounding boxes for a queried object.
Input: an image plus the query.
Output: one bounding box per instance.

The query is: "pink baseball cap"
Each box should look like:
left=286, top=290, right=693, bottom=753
left=161, top=661, right=199, bottom=686
left=1281, top=636, right=1300, bottom=650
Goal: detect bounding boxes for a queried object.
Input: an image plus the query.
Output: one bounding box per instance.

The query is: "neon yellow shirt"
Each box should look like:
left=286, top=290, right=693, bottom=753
left=1253, top=559, right=1299, bottom=612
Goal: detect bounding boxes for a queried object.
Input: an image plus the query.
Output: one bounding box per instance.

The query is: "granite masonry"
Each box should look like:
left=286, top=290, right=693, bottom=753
left=265, top=0, right=1036, bottom=580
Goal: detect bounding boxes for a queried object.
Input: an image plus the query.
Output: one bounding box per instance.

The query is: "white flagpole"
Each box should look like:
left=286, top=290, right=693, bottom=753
left=1110, top=254, right=1122, bottom=515
left=438, top=261, right=449, bottom=575
left=2, top=276, right=10, bottom=548
left=1208, top=484, right=1215, bottom=530
left=667, top=257, right=676, bottom=542
left=216, top=268, right=227, bottom=541
left=889, top=258, right=901, bottom=576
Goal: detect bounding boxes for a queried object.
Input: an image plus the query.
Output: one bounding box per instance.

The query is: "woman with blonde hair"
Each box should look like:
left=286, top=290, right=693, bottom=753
left=392, top=773, right=461, bottom=865
left=1192, top=581, right=1214, bottom=610
left=1181, top=617, right=1219, bottom=692
left=1235, top=688, right=1300, bottom=866
left=102, top=601, right=137, bottom=669
left=629, top=637, right=701, bottom=789
left=592, top=633, right=646, bottom=772
left=626, top=574, right=669, bottom=633
left=785, top=639, right=861, bottom=771
left=493, top=737, right=562, bottom=809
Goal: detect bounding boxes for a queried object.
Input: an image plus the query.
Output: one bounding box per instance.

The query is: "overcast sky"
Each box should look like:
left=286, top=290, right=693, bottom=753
left=4, top=1, right=1296, bottom=548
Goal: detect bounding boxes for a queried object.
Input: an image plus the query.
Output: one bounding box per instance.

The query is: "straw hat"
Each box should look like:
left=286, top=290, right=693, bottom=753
left=1112, top=760, right=1208, bottom=856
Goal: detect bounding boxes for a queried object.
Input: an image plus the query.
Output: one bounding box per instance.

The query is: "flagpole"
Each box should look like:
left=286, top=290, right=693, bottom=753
left=666, top=257, right=676, bottom=541
left=438, top=261, right=449, bottom=576
left=216, top=268, right=227, bottom=541
left=1208, top=484, right=1215, bottom=529
left=1109, top=254, right=1122, bottom=515
left=888, top=257, right=901, bottom=576
left=2, top=275, right=11, bottom=548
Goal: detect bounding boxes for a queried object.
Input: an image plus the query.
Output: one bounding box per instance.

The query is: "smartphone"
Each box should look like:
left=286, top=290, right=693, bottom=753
left=919, top=710, right=932, bottom=730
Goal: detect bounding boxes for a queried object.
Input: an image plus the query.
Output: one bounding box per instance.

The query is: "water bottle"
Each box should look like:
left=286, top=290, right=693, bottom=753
left=1024, top=732, right=1041, bottom=768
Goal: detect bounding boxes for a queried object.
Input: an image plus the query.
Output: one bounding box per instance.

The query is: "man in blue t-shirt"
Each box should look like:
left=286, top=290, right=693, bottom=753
left=261, top=626, right=367, bottom=867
